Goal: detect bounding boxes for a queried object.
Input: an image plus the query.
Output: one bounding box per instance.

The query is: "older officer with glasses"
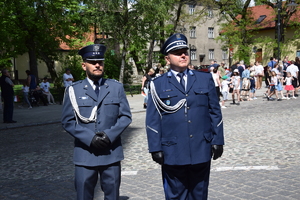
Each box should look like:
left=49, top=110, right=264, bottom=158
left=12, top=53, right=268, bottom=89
left=62, top=44, right=132, bottom=200
left=145, top=33, right=224, bottom=200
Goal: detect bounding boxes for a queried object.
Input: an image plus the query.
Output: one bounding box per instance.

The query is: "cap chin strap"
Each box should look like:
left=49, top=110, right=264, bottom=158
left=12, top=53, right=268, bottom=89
left=68, top=86, right=97, bottom=123
left=150, top=81, right=186, bottom=118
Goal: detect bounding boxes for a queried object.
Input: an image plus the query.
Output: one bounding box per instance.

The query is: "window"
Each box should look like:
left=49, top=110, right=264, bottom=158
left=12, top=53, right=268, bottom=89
left=189, top=4, right=195, bottom=15
left=208, top=27, right=214, bottom=38
left=208, top=9, right=213, bottom=18
left=190, top=27, right=196, bottom=38
left=209, top=49, right=214, bottom=60
left=190, top=45, right=197, bottom=60
left=255, top=15, right=267, bottom=24
left=191, top=51, right=197, bottom=60
left=222, top=49, right=228, bottom=60
left=297, top=50, right=300, bottom=58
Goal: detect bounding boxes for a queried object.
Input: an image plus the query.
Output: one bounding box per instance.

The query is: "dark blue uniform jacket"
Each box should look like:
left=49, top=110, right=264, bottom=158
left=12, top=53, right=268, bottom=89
left=146, top=70, right=224, bottom=165
left=62, top=78, right=132, bottom=167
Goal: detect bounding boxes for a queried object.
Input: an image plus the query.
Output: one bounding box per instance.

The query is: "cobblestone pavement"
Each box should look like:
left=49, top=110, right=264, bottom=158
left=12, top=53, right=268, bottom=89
left=0, top=91, right=300, bottom=199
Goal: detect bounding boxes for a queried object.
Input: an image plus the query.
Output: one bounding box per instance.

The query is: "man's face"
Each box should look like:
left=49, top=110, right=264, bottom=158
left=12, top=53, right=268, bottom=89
left=165, top=48, right=189, bottom=72
left=82, top=60, right=104, bottom=81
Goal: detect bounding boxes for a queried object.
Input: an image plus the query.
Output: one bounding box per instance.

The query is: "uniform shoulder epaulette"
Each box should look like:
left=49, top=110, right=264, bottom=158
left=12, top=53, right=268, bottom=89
left=107, top=78, right=121, bottom=84
left=71, top=80, right=82, bottom=86
left=152, top=74, right=164, bottom=81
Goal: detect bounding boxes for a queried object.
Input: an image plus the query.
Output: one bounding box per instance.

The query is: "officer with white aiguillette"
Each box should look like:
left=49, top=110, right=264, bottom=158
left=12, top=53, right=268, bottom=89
left=61, top=44, right=132, bottom=200
left=145, top=33, right=224, bottom=199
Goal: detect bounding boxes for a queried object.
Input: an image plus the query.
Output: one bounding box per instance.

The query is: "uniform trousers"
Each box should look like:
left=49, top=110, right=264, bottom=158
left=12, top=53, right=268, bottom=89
left=75, top=161, right=121, bottom=200
left=162, top=161, right=211, bottom=200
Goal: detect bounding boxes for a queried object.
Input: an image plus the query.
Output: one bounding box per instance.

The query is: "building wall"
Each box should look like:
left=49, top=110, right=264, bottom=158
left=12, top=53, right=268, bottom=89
left=188, top=5, right=226, bottom=66
left=11, top=52, right=66, bottom=83
left=249, top=27, right=300, bottom=65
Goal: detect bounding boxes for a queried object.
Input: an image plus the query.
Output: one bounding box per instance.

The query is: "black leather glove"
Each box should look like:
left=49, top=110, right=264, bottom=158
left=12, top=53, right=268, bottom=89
left=91, top=132, right=111, bottom=149
left=151, top=151, right=164, bottom=165
left=211, top=145, right=223, bottom=160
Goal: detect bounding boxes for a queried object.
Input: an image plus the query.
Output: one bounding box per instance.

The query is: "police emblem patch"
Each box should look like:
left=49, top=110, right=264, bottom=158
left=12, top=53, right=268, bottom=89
left=165, top=100, right=171, bottom=105
left=176, top=34, right=182, bottom=39
left=93, top=45, right=100, bottom=52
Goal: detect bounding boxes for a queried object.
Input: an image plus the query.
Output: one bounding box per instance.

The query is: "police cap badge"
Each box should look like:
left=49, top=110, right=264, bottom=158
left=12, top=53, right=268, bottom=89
left=161, top=33, right=189, bottom=55
left=78, top=44, right=107, bottom=61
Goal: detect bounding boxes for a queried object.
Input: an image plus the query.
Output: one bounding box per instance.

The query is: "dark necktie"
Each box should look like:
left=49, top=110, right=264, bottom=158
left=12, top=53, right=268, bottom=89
left=94, top=81, right=99, bottom=96
left=177, top=72, right=185, bottom=91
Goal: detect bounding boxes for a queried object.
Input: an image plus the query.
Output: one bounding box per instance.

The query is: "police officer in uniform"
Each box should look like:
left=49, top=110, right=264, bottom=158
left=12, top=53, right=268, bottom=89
left=145, top=33, right=224, bottom=200
left=61, top=44, right=132, bottom=200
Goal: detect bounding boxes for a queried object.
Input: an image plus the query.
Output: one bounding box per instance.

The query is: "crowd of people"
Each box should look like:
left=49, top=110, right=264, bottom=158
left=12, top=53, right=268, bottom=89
left=209, top=56, right=300, bottom=108
left=142, top=56, right=300, bottom=109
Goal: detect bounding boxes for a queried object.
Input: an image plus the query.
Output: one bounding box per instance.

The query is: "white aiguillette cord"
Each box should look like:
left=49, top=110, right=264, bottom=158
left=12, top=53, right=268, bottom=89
left=68, top=86, right=97, bottom=123
left=150, top=81, right=186, bottom=118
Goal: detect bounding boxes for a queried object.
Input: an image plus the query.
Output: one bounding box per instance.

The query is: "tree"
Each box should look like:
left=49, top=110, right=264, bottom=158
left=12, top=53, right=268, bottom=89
left=257, top=0, right=300, bottom=60
left=0, top=0, right=84, bottom=82
left=215, top=0, right=256, bottom=64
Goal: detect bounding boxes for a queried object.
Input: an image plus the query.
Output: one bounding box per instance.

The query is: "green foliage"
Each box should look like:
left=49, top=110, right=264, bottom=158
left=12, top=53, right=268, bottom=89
left=0, top=58, right=12, bottom=70
left=104, top=50, right=133, bottom=84
left=57, top=52, right=85, bottom=88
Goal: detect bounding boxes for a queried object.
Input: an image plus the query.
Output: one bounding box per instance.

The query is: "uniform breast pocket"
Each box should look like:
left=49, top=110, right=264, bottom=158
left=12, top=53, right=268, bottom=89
left=103, top=97, right=120, bottom=116
left=158, top=92, right=178, bottom=108
left=194, top=88, right=209, bottom=106
left=77, top=100, right=94, bottom=118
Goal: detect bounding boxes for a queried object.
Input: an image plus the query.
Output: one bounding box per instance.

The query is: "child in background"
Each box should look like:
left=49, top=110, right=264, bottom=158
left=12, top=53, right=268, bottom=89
left=284, top=72, right=297, bottom=99
left=267, top=71, right=281, bottom=101
left=22, top=82, right=32, bottom=108
left=221, top=76, right=230, bottom=108
left=249, top=72, right=257, bottom=100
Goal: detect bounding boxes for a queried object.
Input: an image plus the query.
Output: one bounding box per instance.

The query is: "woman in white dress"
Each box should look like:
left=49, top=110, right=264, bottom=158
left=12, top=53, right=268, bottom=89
left=254, top=61, right=264, bottom=89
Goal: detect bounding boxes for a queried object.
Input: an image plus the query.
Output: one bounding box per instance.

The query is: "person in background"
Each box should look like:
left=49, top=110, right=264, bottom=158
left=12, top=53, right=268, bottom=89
left=25, top=70, right=37, bottom=91
left=221, top=75, right=230, bottom=108
left=146, top=33, right=224, bottom=200
left=219, top=61, right=226, bottom=78
left=286, top=60, right=299, bottom=97
left=211, top=67, right=224, bottom=108
left=282, top=56, right=290, bottom=81
left=266, top=71, right=281, bottom=101
left=141, top=68, right=155, bottom=109
left=240, top=65, right=250, bottom=101
left=156, top=68, right=165, bottom=77
left=254, top=61, right=264, bottom=90
left=22, top=81, right=32, bottom=108
left=231, top=69, right=241, bottom=105
left=295, top=57, right=300, bottom=92
left=283, top=72, right=297, bottom=99
left=63, top=68, right=74, bottom=88
left=40, top=77, right=56, bottom=105
left=249, top=72, right=257, bottom=100
left=267, top=57, right=277, bottom=69
left=0, top=69, right=16, bottom=123
left=61, top=44, right=132, bottom=200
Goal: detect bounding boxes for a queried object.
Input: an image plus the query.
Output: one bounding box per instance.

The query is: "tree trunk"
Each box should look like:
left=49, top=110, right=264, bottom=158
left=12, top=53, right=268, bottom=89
left=119, top=41, right=127, bottom=83
left=130, top=49, right=143, bottom=74
left=26, top=38, right=39, bottom=82
left=38, top=50, right=58, bottom=82
left=147, top=39, right=155, bottom=70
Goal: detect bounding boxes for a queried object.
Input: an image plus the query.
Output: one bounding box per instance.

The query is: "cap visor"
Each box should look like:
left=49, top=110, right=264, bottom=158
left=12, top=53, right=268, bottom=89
left=167, top=46, right=189, bottom=54
left=86, top=58, right=105, bottom=61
